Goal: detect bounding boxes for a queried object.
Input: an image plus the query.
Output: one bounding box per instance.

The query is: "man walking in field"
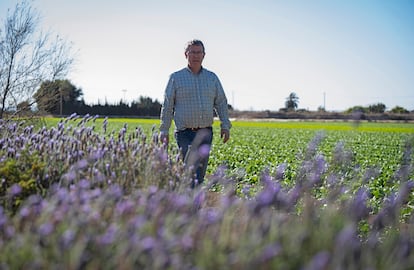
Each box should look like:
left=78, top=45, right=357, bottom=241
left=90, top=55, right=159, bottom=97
left=160, top=39, right=231, bottom=188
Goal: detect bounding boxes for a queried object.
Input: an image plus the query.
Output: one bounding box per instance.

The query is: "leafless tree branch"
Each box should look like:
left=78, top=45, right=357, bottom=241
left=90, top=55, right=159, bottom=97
left=0, top=1, right=75, bottom=118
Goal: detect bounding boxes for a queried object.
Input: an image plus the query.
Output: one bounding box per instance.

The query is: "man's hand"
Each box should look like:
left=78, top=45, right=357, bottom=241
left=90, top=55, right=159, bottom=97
left=160, top=133, right=169, bottom=146
left=220, top=129, right=230, bottom=143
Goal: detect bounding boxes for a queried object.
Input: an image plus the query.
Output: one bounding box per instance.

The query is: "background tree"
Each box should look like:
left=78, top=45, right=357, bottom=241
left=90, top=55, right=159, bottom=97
left=390, top=106, right=409, bottom=114
left=0, top=1, right=74, bottom=118
left=132, top=96, right=161, bottom=116
left=368, top=103, right=386, bottom=113
left=34, top=79, right=83, bottom=115
left=317, top=106, right=326, bottom=112
left=16, top=101, right=31, bottom=115
left=345, top=105, right=368, bottom=114
left=285, top=92, right=299, bottom=111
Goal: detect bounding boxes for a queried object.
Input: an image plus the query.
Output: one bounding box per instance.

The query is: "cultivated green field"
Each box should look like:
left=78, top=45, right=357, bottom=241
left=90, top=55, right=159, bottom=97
left=46, top=116, right=414, bottom=200
left=211, top=120, right=414, bottom=208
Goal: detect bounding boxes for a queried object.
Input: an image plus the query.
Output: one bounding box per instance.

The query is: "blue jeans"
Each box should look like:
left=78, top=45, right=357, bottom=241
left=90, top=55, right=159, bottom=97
left=175, top=127, right=213, bottom=187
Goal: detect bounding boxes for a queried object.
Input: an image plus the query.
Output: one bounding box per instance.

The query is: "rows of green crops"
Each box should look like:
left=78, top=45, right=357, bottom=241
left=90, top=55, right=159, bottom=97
left=46, top=117, right=414, bottom=198
left=211, top=120, right=413, bottom=181
left=210, top=120, right=414, bottom=202
left=46, top=118, right=414, bottom=183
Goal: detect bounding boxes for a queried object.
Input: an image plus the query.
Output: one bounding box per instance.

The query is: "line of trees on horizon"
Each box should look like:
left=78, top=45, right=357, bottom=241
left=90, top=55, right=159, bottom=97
left=281, top=92, right=412, bottom=115
left=33, top=79, right=162, bottom=117
left=12, top=81, right=414, bottom=119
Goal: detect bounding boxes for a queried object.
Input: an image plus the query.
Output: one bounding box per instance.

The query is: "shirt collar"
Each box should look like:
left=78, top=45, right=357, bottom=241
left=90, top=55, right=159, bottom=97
left=186, top=65, right=203, bottom=74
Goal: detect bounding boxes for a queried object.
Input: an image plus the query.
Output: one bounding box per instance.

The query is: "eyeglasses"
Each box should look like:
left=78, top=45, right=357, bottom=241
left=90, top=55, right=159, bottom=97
left=187, top=50, right=204, bottom=55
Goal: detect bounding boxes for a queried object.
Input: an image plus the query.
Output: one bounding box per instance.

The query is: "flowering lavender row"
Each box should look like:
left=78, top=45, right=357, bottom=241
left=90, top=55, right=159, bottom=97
left=0, top=114, right=191, bottom=212
left=0, top=115, right=413, bottom=269
left=0, top=172, right=414, bottom=268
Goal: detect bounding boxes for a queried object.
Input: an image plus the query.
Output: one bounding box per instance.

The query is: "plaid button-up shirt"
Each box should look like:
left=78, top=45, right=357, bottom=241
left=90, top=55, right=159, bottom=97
left=160, top=66, right=231, bottom=134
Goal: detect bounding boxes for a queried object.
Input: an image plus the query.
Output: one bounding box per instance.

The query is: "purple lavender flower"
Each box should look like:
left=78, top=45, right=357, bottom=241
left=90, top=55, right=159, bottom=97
left=7, top=147, right=15, bottom=157
left=9, top=183, right=22, bottom=196
left=309, top=154, right=327, bottom=186
left=90, top=188, right=102, bottom=198
left=60, top=229, right=76, bottom=249
left=193, top=190, right=206, bottom=209
left=348, top=187, right=371, bottom=222
left=158, top=149, right=168, bottom=163
left=107, top=184, right=123, bottom=199
left=256, top=186, right=275, bottom=207
left=275, top=163, right=287, bottom=180
left=241, top=184, right=252, bottom=199
left=141, top=236, right=157, bottom=251
left=303, top=251, right=330, bottom=270
left=305, top=131, right=326, bottom=159
left=287, top=185, right=301, bottom=207
left=254, top=173, right=285, bottom=212
left=103, top=117, right=108, bottom=133
left=198, top=144, right=211, bottom=159
left=326, top=174, right=339, bottom=187
left=362, top=167, right=381, bottom=184
left=335, top=224, right=360, bottom=254
left=78, top=179, right=90, bottom=190
left=199, top=207, right=221, bottom=225
left=19, top=206, right=30, bottom=218
left=128, top=216, right=147, bottom=230
left=0, top=207, right=8, bottom=227
left=57, top=121, right=64, bottom=131
left=180, top=234, right=194, bottom=250
left=75, top=159, right=88, bottom=170
left=39, top=222, right=54, bottom=237
left=332, top=141, right=353, bottom=168
left=118, top=127, right=127, bottom=140
left=258, top=243, right=281, bottom=263
left=98, top=224, right=118, bottom=245
left=115, top=200, right=135, bottom=216
left=63, top=170, right=77, bottom=183
left=396, top=180, right=414, bottom=205
left=5, top=225, right=15, bottom=238
left=68, top=113, right=77, bottom=120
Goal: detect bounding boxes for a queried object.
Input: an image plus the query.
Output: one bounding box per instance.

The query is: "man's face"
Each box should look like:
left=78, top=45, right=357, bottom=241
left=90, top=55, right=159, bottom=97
left=185, top=45, right=205, bottom=68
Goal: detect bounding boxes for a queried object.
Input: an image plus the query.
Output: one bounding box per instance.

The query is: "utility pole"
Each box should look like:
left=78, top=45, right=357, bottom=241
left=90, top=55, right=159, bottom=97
left=323, top=92, right=326, bottom=111
left=122, top=89, right=127, bottom=103
left=232, top=91, right=235, bottom=109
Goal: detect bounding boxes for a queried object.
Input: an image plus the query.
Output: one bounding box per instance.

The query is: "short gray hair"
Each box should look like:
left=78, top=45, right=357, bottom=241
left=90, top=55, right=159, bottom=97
left=185, top=39, right=205, bottom=53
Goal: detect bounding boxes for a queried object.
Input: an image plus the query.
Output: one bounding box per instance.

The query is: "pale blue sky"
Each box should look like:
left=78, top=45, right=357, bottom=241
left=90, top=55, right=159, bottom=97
left=1, top=0, right=413, bottom=111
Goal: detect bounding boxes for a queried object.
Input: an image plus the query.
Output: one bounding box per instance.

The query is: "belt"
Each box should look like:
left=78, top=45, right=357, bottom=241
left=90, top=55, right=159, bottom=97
left=186, top=127, right=211, bottom=131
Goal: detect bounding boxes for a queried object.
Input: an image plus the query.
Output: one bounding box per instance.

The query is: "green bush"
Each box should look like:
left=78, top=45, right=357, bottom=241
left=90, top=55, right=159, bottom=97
left=0, top=150, right=46, bottom=212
